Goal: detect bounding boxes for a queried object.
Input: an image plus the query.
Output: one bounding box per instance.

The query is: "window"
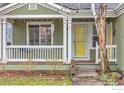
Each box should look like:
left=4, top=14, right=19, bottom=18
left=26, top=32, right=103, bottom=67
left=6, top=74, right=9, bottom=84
left=92, top=23, right=113, bottom=47
left=92, top=24, right=99, bottom=47
left=29, top=3, right=37, bottom=10
left=29, top=25, right=39, bottom=45
left=28, top=23, right=54, bottom=45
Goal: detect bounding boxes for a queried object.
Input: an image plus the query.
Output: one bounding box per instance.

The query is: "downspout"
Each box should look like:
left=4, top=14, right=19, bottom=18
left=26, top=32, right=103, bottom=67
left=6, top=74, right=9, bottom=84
left=91, top=3, right=99, bottom=35
left=91, top=3, right=99, bottom=64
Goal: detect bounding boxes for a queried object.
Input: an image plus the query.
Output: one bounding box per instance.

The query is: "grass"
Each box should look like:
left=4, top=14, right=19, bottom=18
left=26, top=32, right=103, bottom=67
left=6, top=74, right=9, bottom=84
left=0, top=76, right=72, bottom=85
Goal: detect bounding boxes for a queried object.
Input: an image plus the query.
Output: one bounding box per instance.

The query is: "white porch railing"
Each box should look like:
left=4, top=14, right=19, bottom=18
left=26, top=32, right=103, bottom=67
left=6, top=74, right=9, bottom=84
left=6, top=45, right=64, bottom=62
left=96, top=42, right=117, bottom=64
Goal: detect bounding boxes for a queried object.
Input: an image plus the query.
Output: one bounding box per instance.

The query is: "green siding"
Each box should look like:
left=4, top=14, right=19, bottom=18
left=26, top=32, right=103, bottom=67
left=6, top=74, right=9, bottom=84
left=53, top=20, right=63, bottom=45
left=9, top=19, right=63, bottom=45
left=13, top=22, right=26, bottom=45
left=90, top=49, right=96, bottom=61
left=115, top=13, right=124, bottom=71
left=6, top=4, right=59, bottom=15
left=1, top=64, right=117, bottom=71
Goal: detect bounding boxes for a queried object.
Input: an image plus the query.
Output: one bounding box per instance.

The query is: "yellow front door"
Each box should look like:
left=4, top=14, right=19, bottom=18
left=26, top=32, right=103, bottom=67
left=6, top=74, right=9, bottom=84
left=73, top=24, right=87, bottom=57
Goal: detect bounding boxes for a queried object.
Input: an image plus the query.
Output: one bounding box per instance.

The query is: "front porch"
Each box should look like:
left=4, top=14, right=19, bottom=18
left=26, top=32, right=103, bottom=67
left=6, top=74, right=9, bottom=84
left=0, top=17, right=72, bottom=63
left=0, top=18, right=117, bottom=64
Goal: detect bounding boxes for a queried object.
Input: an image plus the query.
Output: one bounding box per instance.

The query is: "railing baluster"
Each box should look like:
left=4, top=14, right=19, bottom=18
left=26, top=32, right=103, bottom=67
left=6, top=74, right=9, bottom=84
left=6, top=45, right=64, bottom=62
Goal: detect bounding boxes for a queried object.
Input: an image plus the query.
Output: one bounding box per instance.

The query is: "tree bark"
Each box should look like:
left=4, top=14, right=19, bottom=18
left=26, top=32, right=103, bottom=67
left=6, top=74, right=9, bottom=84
left=97, top=4, right=110, bottom=73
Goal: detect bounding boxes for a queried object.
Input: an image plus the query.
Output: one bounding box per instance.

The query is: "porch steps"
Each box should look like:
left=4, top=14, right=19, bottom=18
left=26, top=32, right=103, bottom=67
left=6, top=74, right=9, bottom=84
left=76, top=69, right=98, bottom=78
left=71, top=61, right=105, bottom=85
left=71, top=60, right=95, bottom=77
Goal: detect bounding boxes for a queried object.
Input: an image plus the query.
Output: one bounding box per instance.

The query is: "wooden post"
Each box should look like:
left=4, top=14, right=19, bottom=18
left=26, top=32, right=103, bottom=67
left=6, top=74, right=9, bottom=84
left=63, top=18, right=67, bottom=63
left=95, top=42, right=99, bottom=64
left=2, top=19, right=7, bottom=63
left=0, top=19, right=2, bottom=60
left=67, top=18, right=72, bottom=63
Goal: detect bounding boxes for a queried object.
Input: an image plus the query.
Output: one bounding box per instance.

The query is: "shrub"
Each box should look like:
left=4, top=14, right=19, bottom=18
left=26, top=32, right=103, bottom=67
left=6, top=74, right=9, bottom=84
left=108, top=72, right=121, bottom=80
left=99, top=74, right=109, bottom=81
left=99, top=73, right=117, bottom=86
left=22, top=59, right=36, bottom=76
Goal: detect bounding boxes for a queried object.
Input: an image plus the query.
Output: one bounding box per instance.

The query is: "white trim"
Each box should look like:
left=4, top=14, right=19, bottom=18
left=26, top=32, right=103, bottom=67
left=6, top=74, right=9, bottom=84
left=91, top=23, right=99, bottom=48
left=91, top=3, right=97, bottom=20
left=26, top=22, right=29, bottom=45
left=72, top=22, right=91, bottom=60
left=72, top=22, right=92, bottom=24
left=0, top=15, right=66, bottom=19
left=0, top=19, right=2, bottom=59
left=114, top=4, right=124, bottom=17
left=71, top=15, right=116, bottom=18
left=95, top=42, right=99, bottom=64
left=114, top=3, right=123, bottom=10
left=2, top=19, right=7, bottom=63
left=39, top=3, right=71, bottom=17
left=63, top=18, right=67, bottom=62
left=7, top=59, right=63, bottom=62
left=27, top=22, right=54, bottom=45
left=67, top=18, right=72, bottom=63
left=0, top=3, right=70, bottom=17
left=72, top=57, right=90, bottom=61
left=6, top=45, right=64, bottom=48
left=28, top=3, right=37, bottom=10
left=0, top=3, right=17, bottom=11
left=6, top=45, right=64, bottom=62
left=27, top=22, right=53, bottom=25
left=0, top=4, right=27, bottom=16
left=47, top=3, right=71, bottom=13
left=116, top=8, right=124, bottom=17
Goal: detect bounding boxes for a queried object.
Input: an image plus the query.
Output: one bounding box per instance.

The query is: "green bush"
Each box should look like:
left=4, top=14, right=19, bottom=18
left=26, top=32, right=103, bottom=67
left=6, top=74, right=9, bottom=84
left=99, top=74, right=109, bottom=81
left=99, top=73, right=117, bottom=86
left=106, top=79, right=117, bottom=86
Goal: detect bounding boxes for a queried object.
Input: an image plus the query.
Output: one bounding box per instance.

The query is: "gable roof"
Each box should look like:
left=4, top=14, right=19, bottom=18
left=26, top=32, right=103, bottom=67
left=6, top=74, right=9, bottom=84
left=0, top=3, right=124, bottom=18
left=0, top=3, right=71, bottom=17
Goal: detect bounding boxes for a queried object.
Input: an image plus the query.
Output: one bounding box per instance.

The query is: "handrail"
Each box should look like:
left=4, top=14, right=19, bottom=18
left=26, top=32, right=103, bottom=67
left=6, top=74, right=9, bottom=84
left=95, top=42, right=117, bottom=64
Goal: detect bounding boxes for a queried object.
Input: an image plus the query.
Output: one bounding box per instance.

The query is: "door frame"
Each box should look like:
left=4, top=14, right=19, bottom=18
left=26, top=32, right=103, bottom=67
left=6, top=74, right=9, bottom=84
left=72, top=22, right=91, bottom=60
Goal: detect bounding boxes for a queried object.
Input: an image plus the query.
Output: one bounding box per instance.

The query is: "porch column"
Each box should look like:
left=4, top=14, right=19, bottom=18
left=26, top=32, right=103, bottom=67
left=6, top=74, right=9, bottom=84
left=63, top=18, right=67, bottom=62
left=0, top=19, right=2, bottom=60
left=67, top=18, right=72, bottom=63
left=2, top=19, right=7, bottom=63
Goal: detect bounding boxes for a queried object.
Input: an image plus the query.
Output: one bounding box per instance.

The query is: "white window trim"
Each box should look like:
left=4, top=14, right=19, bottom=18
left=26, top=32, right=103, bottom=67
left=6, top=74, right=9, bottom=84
left=29, top=3, right=37, bottom=10
left=91, top=22, right=113, bottom=49
left=91, top=23, right=99, bottom=49
left=27, top=22, right=54, bottom=45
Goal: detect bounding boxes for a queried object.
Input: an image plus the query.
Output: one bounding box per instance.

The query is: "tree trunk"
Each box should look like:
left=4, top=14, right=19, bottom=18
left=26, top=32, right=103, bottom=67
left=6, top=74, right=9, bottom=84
left=97, top=4, right=110, bottom=74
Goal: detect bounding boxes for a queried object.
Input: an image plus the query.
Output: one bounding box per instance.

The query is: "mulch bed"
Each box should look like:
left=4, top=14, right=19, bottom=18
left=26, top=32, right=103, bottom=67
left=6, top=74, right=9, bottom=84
left=0, top=70, right=69, bottom=79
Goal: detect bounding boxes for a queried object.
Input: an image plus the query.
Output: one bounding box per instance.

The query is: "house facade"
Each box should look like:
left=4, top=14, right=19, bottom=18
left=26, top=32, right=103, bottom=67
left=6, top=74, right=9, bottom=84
left=0, top=3, right=123, bottom=71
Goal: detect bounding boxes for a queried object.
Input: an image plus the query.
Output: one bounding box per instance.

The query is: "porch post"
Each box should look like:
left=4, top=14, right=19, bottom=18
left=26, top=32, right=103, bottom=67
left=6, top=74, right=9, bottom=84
left=0, top=19, right=2, bottom=60
left=63, top=18, right=67, bottom=62
left=2, top=19, right=7, bottom=63
left=67, top=18, right=72, bottom=63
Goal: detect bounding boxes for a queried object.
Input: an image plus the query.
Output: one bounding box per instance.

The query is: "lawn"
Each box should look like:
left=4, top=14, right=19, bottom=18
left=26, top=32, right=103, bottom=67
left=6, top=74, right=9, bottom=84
left=0, top=76, right=72, bottom=85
